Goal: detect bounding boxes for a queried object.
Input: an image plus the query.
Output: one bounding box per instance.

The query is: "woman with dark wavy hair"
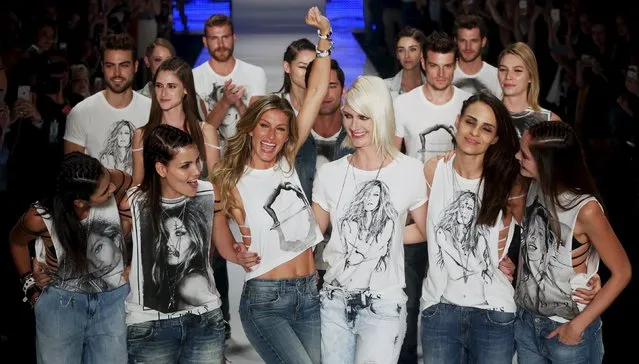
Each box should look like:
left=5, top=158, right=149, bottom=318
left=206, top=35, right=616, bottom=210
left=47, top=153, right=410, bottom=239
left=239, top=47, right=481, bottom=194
left=514, top=121, right=631, bottom=363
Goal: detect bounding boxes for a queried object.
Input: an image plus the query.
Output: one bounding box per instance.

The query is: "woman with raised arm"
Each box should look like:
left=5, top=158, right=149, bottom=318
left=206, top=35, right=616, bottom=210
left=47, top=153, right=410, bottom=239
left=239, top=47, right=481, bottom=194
left=210, top=7, right=332, bottom=364
left=276, top=38, right=317, bottom=114
left=498, top=42, right=561, bottom=139
left=9, top=152, right=133, bottom=364
left=514, top=121, right=631, bottom=363
left=131, top=56, right=220, bottom=185
left=123, top=124, right=254, bottom=362
left=311, top=75, right=427, bottom=364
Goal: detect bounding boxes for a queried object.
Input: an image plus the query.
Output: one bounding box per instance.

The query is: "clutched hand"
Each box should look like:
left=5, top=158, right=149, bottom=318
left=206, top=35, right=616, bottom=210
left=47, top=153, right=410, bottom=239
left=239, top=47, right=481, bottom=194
left=572, top=273, right=601, bottom=305
left=498, top=256, right=516, bottom=283
left=305, top=6, right=331, bottom=34
left=32, top=258, right=55, bottom=288
left=234, top=243, right=261, bottom=273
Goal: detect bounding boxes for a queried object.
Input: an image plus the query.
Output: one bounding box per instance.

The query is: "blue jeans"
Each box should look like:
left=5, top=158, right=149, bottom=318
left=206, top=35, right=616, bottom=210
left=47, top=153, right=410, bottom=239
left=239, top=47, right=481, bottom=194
left=126, top=308, right=225, bottom=364
left=421, top=302, right=515, bottom=364
left=515, top=309, right=604, bottom=364
left=239, top=273, right=320, bottom=364
left=35, top=283, right=129, bottom=364
left=321, top=289, right=407, bottom=364
left=399, top=242, right=428, bottom=364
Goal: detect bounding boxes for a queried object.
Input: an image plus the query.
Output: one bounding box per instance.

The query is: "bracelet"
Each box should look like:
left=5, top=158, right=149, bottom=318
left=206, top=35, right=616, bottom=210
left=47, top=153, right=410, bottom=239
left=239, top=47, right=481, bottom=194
left=21, top=272, right=41, bottom=306
left=316, top=41, right=334, bottom=58
left=317, top=28, right=332, bottom=40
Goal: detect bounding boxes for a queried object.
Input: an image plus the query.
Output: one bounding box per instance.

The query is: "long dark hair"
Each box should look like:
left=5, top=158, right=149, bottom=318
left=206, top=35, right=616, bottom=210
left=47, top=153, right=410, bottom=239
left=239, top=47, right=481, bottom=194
left=35, top=152, right=105, bottom=271
left=460, top=92, right=520, bottom=226
left=277, top=38, right=316, bottom=94
left=138, top=124, right=196, bottom=237
left=144, top=57, right=206, bottom=166
left=527, top=121, right=603, bottom=241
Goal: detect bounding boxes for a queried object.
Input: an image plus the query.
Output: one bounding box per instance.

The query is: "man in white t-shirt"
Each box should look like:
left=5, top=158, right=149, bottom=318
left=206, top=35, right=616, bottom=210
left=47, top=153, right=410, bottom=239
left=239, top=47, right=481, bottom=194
left=452, top=14, right=502, bottom=98
left=64, top=33, right=151, bottom=174
left=393, top=31, right=471, bottom=364
left=394, top=31, right=472, bottom=163
left=193, top=14, right=267, bottom=142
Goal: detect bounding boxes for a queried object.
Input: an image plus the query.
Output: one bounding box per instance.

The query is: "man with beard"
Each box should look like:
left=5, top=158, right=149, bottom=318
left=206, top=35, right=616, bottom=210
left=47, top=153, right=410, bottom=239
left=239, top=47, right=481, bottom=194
left=452, top=14, right=502, bottom=98
left=393, top=31, right=471, bottom=364
left=295, top=60, right=352, bottom=289
left=64, top=33, right=151, bottom=174
left=193, top=14, right=267, bottom=144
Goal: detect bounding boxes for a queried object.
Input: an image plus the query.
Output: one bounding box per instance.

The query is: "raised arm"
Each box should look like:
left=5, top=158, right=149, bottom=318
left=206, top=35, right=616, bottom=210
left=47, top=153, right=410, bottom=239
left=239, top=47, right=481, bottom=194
left=295, top=7, right=332, bottom=152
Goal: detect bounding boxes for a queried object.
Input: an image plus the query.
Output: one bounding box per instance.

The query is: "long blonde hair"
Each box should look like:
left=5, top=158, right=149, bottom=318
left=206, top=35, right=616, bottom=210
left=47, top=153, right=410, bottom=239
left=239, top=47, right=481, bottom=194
left=498, top=42, right=541, bottom=112
left=211, top=95, right=297, bottom=214
left=343, top=76, right=398, bottom=159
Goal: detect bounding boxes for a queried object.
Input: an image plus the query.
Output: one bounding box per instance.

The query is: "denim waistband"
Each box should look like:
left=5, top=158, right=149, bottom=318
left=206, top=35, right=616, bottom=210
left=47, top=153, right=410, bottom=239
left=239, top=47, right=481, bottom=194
left=244, top=273, right=317, bottom=293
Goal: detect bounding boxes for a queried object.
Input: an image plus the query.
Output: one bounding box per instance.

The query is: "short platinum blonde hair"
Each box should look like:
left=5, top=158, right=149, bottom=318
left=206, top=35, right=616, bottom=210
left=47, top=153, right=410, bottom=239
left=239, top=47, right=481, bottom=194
left=343, top=75, right=398, bottom=158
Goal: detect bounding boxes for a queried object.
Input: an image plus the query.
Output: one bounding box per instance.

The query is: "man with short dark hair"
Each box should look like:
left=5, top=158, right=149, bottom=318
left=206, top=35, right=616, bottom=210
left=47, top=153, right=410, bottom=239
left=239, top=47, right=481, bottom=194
left=453, top=14, right=502, bottom=98
left=193, top=14, right=267, bottom=144
left=64, top=33, right=151, bottom=174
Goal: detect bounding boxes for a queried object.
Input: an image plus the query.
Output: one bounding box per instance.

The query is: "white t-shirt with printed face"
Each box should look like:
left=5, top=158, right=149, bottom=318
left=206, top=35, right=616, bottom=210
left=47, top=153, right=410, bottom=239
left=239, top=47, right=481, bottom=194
left=64, top=91, right=151, bottom=174
left=453, top=61, right=503, bottom=99
left=313, top=154, right=427, bottom=298
left=192, top=59, right=267, bottom=140
left=394, top=86, right=472, bottom=163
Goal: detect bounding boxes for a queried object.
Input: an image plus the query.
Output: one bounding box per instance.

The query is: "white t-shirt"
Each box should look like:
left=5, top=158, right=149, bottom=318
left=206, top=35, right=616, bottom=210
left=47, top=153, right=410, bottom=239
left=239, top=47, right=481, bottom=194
left=235, top=159, right=323, bottom=280
left=421, top=158, right=516, bottom=313
left=64, top=91, right=151, bottom=174
left=126, top=181, right=221, bottom=325
left=394, top=86, right=471, bottom=162
left=313, top=154, right=427, bottom=299
left=35, top=196, right=127, bottom=293
left=453, top=61, right=503, bottom=99
left=192, top=59, right=267, bottom=140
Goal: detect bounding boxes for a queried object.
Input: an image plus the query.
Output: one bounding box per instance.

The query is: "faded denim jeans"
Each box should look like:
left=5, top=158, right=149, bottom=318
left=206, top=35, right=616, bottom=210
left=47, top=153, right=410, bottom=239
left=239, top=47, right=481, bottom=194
left=35, top=283, right=129, bottom=364
left=126, top=308, right=225, bottom=364
left=515, top=309, right=604, bottom=364
left=239, top=273, right=321, bottom=364
left=321, top=288, right=407, bottom=364
left=421, top=302, right=516, bottom=364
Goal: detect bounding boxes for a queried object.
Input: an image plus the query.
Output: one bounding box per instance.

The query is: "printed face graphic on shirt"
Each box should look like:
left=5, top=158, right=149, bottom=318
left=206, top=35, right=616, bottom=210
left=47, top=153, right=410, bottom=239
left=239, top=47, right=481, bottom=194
left=263, top=182, right=318, bottom=253
left=516, top=196, right=578, bottom=319
left=204, top=82, right=248, bottom=139
left=336, top=179, right=398, bottom=290
left=139, top=196, right=215, bottom=314
left=417, top=124, right=456, bottom=162
left=98, top=120, right=135, bottom=174
left=434, top=190, right=492, bottom=290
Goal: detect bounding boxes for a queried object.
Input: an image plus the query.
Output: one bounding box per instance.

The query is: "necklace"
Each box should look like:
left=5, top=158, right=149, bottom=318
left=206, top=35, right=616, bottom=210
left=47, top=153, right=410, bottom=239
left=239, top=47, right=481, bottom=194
left=336, top=154, right=386, bottom=210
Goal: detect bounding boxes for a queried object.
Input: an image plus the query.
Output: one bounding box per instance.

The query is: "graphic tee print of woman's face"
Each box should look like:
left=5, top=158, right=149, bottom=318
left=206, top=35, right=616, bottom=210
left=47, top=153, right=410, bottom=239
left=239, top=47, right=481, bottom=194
left=117, top=125, right=131, bottom=148
left=364, top=184, right=381, bottom=212
left=164, top=216, right=193, bottom=266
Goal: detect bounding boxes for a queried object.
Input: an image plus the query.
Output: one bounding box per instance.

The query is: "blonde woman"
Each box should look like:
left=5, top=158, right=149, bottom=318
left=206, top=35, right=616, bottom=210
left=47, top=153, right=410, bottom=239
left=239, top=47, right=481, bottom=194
left=498, top=42, right=561, bottom=139
left=311, top=75, right=427, bottom=364
left=210, top=7, right=332, bottom=364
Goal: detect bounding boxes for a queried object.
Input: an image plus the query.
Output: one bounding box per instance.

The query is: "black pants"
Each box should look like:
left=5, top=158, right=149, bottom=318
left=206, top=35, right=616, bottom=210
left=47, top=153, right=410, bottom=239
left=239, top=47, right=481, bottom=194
left=398, top=242, right=428, bottom=364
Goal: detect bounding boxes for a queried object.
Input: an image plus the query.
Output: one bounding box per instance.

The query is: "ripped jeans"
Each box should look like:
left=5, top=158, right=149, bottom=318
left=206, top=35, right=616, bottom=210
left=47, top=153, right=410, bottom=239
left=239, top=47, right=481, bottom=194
left=320, top=288, right=407, bottom=364
left=35, top=284, right=129, bottom=364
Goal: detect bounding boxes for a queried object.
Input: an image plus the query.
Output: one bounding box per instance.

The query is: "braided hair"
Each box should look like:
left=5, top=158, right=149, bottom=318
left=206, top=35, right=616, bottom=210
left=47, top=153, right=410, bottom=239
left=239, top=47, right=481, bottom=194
left=138, top=124, right=195, bottom=236
left=35, top=152, right=105, bottom=271
left=526, top=121, right=603, bottom=243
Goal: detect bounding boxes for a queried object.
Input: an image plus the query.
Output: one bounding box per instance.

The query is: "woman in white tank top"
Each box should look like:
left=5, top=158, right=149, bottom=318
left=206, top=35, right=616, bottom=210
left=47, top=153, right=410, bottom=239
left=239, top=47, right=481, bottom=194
left=514, top=121, right=631, bottom=363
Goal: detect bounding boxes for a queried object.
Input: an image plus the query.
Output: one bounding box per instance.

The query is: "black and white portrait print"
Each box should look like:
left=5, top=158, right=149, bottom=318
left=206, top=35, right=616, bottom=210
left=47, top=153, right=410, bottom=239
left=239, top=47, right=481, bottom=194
left=511, top=110, right=552, bottom=139
left=417, top=124, right=456, bottom=162
left=337, top=179, right=398, bottom=289
left=263, top=182, right=318, bottom=252
left=455, top=79, right=493, bottom=97
left=204, top=81, right=248, bottom=140
left=99, top=119, right=135, bottom=173
left=140, top=195, right=215, bottom=314
left=56, top=216, right=126, bottom=293
left=516, top=197, right=578, bottom=319
left=435, top=191, right=492, bottom=292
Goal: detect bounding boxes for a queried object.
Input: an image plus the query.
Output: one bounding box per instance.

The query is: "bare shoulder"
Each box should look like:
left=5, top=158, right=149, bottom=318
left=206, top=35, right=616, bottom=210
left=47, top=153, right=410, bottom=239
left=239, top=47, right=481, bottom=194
left=577, top=200, right=604, bottom=224
left=423, top=157, right=440, bottom=185
left=550, top=112, right=562, bottom=122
